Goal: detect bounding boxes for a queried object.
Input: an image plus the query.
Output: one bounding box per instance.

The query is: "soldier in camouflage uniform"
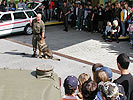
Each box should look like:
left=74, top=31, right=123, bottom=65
left=30, top=14, right=45, bottom=57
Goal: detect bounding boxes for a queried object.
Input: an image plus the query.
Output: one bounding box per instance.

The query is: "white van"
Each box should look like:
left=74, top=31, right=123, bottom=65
left=0, top=10, right=36, bottom=37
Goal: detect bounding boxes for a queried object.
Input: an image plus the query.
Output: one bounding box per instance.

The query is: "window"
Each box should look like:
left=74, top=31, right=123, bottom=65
left=26, top=11, right=36, bottom=18
left=1, top=14, right=12, bottom=22
left=26, top=2, right=38, bottom=9
left=13, top=12, right=26, bottom=20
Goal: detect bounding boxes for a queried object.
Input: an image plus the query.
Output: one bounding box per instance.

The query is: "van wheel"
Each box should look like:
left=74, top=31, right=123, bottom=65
left=24, top=24, right=32, bottom=35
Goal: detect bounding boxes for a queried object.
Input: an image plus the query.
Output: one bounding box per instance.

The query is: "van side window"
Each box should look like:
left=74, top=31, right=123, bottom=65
left=13, top=12, right=26, bottom=20
left=25, top=11, right=36, bottom=18
left=1, top=14, right=12, bottom=22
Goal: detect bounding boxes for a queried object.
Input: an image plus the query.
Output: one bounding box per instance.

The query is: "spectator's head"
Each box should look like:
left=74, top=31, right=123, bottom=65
left=94, top=6, right=97, bottom=10
left=97, top=3, right=100, bottom=8
left=108, top=2, right=111, bottom=6
left=120, top=1, right=124, bottom=5
left=19, top=0, right=23, bottom=3
left=10, top=0, right=13, bottom=3
left=98, top=7, right=102, bottom=11
left=78, top=73, right=92, bottom=92
left=124, top=3, right=128, bottom=9
left=79, top=4, right=83, bottom=9
left=117, top=53, right=130, bottom=70
left=115, top=1, right=119, bottom=6
left=2, top=0, right=6, bottom=4
left=105, top=6, right=109, bottom=11
left=115, top=1, right=120, bottom=8
left=92, top=63, right=103, bottom=73
left=107, top=21, right=111, bottom=26
left=87, top=1, right=91, bottom=5
left=97, top=67, right=113, bottom=81
left=94, top=70, right=109, bottom=84
left=111, top=4, right=115, bottom=9
left=89, top=5, right=92, bottom=9
left=64, top=1, right=67, bottom=6
left=81, top=81, right=98, bottom=100
left=92, top=63, right=103, bottom=80
left=105, top=2, right=108, bottom=7
left=63, top=75, right=78, bottom=95
left=113, top=20, right=118, bottom=27
left=98, top=81, right=120, bottom=100
left=85, top=4, right=88, bottom=8
left=100, top=4, right=104, bottom=9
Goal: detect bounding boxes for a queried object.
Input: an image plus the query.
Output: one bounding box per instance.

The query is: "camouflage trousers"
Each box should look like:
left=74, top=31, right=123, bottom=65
left=32, top=34, right=41, bottom=52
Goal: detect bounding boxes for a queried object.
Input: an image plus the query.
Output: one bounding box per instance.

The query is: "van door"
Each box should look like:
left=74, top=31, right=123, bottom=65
left=0, top=13, right=13, bottom=36
left=12, top=12, right=28, bottom=33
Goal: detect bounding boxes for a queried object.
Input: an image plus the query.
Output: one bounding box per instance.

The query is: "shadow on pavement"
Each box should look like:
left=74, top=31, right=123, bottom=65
left=4, top=52, right=33, bottom=58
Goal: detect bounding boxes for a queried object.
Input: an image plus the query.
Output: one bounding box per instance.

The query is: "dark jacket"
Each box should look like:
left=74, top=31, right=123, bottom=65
left=78, top=8, right=84, bottom=17
left=114, top=8, right=121, bottom=19
left=104, top=9, right=111, bottom=21
left=97, top=10, right=104, bottom=21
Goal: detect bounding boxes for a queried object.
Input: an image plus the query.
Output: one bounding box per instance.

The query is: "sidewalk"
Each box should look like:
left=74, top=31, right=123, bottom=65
left=0, top=38, right=122, bottom=95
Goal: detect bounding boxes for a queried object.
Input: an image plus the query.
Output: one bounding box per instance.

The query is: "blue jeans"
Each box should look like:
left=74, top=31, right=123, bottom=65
left=130, top=34, right=133, bottom=44
left=77, top=16, right=83, bottom=30
left=110, top=32, right=119, bottom=42
left=121, top=21, right=125, bottom=36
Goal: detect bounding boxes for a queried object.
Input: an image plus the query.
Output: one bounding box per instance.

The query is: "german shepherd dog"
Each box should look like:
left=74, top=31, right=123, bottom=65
left=37, top=39, right=60, bottom=61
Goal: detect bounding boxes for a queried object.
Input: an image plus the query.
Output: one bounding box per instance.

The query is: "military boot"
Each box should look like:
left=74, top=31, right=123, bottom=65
left=32, top=50, right=37, bottom=57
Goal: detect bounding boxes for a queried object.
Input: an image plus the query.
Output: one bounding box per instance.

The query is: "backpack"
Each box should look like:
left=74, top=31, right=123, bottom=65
left=116, top=83, right=127, bottom=100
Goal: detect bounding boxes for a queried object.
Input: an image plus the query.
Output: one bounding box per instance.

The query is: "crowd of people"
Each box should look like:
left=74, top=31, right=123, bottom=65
left=62, top=53, right=133, bottom=100
left=0, top=0, right=29, bottom=11
left=60, top=0, right=133, bottom=44
left=0, top=0, right=132, bottom=44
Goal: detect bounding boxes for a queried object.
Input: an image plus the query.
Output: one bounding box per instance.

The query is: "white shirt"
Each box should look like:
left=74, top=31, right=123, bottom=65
left=105, top=26, right=112, bottom=33
left=76, top=7, right=78, bottom=16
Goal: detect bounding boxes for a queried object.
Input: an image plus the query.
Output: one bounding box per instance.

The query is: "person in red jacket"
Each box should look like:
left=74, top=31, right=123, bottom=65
left=48, top=0, right=55, bottom=21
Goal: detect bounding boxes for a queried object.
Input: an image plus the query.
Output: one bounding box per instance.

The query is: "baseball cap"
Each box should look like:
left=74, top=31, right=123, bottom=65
left=64, top=75, right=78, bottom=89
left=98, top=81, right=119, bottom=99
left=97, top=66, right=112, bottom=80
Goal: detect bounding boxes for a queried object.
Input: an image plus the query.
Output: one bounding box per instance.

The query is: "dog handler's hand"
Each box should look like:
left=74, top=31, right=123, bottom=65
left=41, top=32, right=44, bottom=40
left=41, top=37, right=44, bottom=40
left=30, top=16, right=32, bottom=26
left=41, top=35, right=44, bottom=40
